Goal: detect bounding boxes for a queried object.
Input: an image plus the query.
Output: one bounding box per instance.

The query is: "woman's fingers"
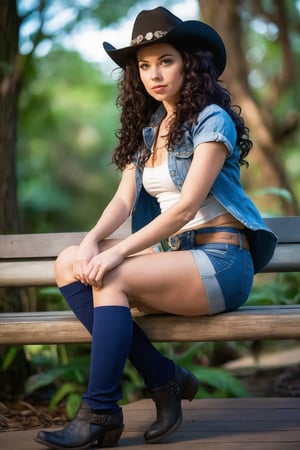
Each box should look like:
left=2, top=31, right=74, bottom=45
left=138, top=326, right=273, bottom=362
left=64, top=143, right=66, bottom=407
left=85, top=261, right=106, bottom=287
left=73, top=257, right=90, bottom=284
left=74, top=249, right=123, bottom=287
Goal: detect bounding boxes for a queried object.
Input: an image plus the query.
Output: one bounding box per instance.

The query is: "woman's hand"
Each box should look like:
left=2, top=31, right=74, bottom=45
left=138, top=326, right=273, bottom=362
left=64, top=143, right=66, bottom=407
left=72, top=239, right=99, bottom=285
left=84, top=247, right=124, bottom=287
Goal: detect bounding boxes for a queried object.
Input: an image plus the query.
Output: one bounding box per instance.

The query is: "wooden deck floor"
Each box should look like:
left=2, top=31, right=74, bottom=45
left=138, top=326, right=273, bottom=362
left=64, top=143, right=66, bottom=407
left=1, top=398, right=300, bottom=450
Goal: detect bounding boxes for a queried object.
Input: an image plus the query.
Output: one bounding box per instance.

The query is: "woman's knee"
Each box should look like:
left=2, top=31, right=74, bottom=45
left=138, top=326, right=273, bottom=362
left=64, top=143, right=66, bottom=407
left=55, top=245, right=78, bottom=285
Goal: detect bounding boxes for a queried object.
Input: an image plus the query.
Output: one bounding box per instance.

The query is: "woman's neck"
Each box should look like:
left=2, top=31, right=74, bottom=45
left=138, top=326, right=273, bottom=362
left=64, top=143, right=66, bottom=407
left=162, top=101, right=176, bottom=118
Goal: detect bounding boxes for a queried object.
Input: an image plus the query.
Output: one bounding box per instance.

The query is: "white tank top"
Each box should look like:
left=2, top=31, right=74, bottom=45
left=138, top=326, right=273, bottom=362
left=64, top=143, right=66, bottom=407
left=143, top=159, right=227, bottom=230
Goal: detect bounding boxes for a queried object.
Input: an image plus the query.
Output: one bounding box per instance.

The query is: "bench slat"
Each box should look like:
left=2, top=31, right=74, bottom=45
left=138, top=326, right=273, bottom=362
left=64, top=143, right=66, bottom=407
left=0, top=261, right=55, bottom=287
left=264, top=216, right=300, bottom=243
left=1, top=306, right=300, bottom=344
left=0, top=217, right=299, bottom=260
left=0, top=223, right=130, bottom=259
left=263, top=243, right=300, bottom=272
left=0, top=232, right=86, bottom=258
left=1, top=243, right=300, bottom=287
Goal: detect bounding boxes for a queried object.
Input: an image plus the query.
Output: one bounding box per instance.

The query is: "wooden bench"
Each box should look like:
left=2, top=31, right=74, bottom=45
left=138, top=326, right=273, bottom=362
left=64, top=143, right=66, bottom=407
left=1, top=217, right=300, bottom=449
left=1, top=216, right=300, bottom=345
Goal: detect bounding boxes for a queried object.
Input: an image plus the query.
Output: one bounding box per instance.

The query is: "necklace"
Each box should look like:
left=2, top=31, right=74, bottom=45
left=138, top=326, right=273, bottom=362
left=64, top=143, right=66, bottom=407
left=149, top=115, right=173, bottom=163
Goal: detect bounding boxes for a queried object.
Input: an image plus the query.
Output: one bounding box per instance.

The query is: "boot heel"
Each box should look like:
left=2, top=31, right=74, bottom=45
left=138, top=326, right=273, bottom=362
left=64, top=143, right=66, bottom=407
left=97, top=424, right=124, bottom=448
left=183, top=374, right=200, bottom=401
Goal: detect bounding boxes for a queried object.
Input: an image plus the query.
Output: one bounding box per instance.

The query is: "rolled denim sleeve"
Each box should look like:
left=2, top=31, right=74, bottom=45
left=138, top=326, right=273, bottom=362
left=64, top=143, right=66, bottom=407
left=192, top=105, right=237, bottom=157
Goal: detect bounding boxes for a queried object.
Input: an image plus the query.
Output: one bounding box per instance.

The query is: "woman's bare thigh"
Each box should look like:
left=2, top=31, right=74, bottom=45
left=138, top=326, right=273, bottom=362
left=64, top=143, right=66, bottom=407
left=56, top=239, right=209, bottom=316
left=101, top=250, right=209, bottom=316
left=55, top=238, right=156, bottom=287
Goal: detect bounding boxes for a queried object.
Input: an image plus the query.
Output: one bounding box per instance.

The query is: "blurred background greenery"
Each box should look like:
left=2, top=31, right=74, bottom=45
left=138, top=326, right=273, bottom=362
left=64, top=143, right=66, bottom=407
left=18, top=48, right=120, bottom=232
left=1, top=0, right=300, bottom=419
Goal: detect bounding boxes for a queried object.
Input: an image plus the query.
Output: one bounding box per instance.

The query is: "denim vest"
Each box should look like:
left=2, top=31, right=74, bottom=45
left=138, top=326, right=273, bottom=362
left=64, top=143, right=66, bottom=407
left=132, top=104, right=278, bottom=273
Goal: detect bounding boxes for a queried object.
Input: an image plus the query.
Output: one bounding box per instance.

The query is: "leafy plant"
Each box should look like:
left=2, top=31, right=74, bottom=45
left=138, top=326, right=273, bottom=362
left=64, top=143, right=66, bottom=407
left=24, top=348, right=90, bottom=418
left=246, top=272, right=300, bottom=306
left=172, top=342, right=249, bottom=398
left=193, top=366, right=249, bottom=398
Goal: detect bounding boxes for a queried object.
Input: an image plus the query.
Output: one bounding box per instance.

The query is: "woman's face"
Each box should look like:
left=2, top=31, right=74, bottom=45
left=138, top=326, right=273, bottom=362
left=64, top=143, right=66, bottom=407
left=137, top=43, right=184, bottom=107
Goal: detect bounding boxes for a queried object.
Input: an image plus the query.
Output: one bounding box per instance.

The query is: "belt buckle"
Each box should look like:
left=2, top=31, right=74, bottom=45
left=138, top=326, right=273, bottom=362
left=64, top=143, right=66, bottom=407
left=168, top=235, right=181, bottom=250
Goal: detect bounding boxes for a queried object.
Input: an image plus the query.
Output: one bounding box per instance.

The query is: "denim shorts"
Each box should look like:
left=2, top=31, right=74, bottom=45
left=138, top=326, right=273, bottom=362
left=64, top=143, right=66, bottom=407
left=159, top=228, right=254, bottom=315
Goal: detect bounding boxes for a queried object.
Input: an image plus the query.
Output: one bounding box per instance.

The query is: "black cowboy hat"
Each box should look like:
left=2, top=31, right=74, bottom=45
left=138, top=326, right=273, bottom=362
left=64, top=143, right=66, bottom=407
left=103, top=6, right=226, bottom=76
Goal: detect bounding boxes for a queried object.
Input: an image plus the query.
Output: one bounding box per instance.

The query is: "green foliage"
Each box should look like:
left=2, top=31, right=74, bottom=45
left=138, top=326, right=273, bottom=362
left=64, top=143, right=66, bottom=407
left=18, top=49, right=121, bottom=232
left=88, top=0, right=147, bottom=26
left=193, top=367, right=249, bottom=398
left=35, top=286, right=68, bottom=311
left=2, top=346, right=20, bottom=370
left=252, top=187, right=293, bottom=205
left=23, top=345, right=90, bottom=418
left=169, top=342, right=249, bottom=398
left=247, top=272, right=300, bottom=306
left=8, top=337, right=250, bottom=418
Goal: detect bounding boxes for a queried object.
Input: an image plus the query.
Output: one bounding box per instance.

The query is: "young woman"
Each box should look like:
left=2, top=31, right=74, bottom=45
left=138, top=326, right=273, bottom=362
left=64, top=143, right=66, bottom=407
left=36, top=6, right=277, bottom=449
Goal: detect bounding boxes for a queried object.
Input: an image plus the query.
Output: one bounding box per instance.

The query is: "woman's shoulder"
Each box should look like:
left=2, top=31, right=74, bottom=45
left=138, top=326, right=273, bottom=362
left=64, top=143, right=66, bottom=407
left=190, top=104, right=237, bottom=152
left=192, top=104, right=235, bottom=135
left=196, top=104, right=232, bottom=122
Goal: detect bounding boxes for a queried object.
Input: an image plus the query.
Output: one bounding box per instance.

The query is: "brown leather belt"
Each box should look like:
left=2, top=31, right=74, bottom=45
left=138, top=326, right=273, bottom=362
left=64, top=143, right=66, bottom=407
left=166, top=229, right=250, bottom=251
left=193, top=231, right=249, bottom=250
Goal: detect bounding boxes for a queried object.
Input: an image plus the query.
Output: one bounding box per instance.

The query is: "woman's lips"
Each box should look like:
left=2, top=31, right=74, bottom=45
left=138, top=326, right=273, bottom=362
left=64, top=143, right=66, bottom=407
left=152, top=85, right=166, bottom=93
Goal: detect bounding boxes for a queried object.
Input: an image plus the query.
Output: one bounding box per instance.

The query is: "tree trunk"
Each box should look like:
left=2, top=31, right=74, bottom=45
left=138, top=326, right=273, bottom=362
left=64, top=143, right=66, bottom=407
left=0, top=1, right=22, bottom=322
left=199, top=0, right=298, bottom=215
left=0, top=0, right=20, bottom=233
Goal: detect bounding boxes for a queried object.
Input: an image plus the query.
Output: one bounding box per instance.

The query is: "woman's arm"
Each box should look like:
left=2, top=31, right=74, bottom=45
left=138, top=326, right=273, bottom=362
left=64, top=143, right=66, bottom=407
left=83, top=164, right=136, bottom=245
left=117, top=142, right=228, bottom=257
left=72, top=165, right=136, bottom=284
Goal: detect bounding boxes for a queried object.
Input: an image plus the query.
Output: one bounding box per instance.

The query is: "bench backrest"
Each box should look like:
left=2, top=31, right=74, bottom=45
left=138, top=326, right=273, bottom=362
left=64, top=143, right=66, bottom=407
left=0, top=217, right=300, bottom=288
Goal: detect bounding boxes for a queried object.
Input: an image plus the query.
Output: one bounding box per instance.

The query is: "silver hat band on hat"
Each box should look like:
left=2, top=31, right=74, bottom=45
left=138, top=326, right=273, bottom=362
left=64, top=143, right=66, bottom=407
left=131, top=30, right=167, bottom=46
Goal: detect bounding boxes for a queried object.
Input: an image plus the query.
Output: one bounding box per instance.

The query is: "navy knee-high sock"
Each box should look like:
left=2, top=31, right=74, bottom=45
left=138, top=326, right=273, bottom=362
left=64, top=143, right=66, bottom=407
left=82, top=305, right=133, bottom=411
left=60, top=282, right=174, bottom=389
left=128, top=320, right=175, bottom=388
left=60, top=281, right=94, bottom=332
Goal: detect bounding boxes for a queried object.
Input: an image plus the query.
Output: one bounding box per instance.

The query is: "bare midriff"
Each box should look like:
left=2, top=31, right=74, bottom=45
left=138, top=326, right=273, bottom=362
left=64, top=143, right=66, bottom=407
left=173, top=213, right=249, bottom=249
left=176, top=212, right=244, bottom=235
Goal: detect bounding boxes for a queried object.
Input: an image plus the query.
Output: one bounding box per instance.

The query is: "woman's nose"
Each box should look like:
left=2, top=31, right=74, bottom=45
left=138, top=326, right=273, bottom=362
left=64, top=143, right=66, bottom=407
left=151, top=68, right=161, bottom=80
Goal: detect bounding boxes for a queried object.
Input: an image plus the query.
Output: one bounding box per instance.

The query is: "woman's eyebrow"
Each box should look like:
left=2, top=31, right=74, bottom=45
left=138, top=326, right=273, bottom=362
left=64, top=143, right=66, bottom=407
left=138, top=53, right=174, bottom=63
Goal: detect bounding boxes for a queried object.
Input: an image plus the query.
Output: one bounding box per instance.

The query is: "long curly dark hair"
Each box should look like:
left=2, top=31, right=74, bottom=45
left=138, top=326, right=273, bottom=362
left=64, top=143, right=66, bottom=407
left=113, top=45, right=252, bottom=170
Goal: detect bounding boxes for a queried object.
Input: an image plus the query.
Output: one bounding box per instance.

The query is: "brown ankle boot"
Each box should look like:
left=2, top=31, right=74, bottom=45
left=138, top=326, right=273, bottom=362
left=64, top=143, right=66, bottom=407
left=35, top=402, right=124, bottom=449
left=144, top=364, right=200, bottom=443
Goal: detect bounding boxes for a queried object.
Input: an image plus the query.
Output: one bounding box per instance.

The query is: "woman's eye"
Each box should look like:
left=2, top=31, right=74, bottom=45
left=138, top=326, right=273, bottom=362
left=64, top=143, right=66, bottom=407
left=161, top=59, right=172, bottom=66
left=139, top=63, right=149, bottom=70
